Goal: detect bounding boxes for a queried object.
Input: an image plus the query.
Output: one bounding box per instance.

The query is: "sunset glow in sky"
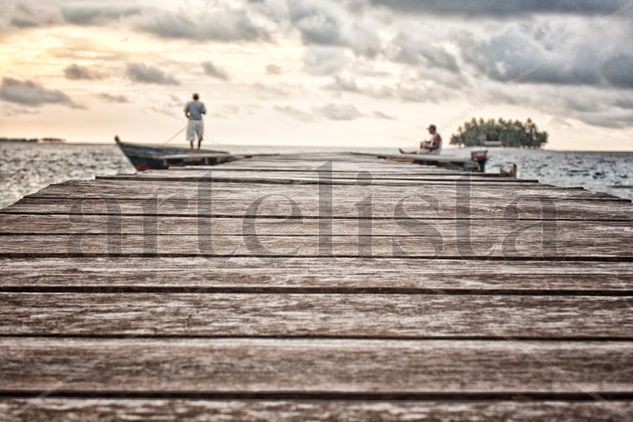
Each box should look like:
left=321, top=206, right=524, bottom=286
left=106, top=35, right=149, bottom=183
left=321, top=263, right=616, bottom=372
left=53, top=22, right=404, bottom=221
left=1, top=0, right=632, bottom=150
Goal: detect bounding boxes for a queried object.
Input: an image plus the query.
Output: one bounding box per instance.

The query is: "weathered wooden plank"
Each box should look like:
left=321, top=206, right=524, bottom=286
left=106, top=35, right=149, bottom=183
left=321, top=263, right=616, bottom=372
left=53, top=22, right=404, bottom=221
left=176, top=166, right=495, bottom=175
left=2, top=257, right=633, bottom=293
left=1, top=214, right=631, bottom=238
left=2, top=338, right=632, bottom=393
left=221, top=161, right=429, bottom=169
left=1, top=293, right=631, bottom=338
left=5, top=197, right=630, bottom=220
left=0, top=232, right=630, bottom=258
left=99, top=174, right=540, bottom=187
left=221, top=163, right=452, bottom=171
left=25, top=179, right=616, bottom=199
left=2, top=398, right=631, bottom=421
left=225, top=157, right=408, bottom=165
left=101, top=170, right=530, bottom=183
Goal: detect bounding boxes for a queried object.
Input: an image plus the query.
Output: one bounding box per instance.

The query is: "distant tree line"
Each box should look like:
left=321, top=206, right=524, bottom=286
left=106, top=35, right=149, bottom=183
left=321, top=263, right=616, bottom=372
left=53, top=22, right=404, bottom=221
left=0, top=137, right=65, bottom=143
left=450, top=118, right=548, bottom=149
left=0, top=137, right=39, bottom=143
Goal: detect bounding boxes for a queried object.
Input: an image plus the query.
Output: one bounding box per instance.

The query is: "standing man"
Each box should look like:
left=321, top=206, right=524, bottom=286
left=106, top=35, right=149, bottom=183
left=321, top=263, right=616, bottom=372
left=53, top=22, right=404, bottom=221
left=184, top=93, right=206, bottom=151
left=399, top=124, right=443, bottom=155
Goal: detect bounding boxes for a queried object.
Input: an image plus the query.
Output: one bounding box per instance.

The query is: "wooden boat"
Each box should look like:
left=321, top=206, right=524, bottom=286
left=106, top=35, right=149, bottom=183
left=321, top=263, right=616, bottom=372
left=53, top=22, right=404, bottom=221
left=115, top=136, right=233, bottom=171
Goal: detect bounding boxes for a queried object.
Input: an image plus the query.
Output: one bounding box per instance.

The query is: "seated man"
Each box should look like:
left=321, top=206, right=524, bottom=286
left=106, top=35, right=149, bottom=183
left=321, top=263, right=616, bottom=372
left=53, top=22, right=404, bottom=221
left=400, top=124, right=442, bottom=155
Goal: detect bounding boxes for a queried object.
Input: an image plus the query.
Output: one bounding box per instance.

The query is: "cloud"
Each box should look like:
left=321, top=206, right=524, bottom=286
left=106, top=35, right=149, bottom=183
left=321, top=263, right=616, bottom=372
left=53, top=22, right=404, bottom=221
left=64, top=64, right=106, bottom=80
left=304, top=47, right=349, bottom=75
left=0, top=77, right=78, bottom=107
left=2, top=2, right=269, bottom=44
left=276, top=103, right=367, bottom=121
left=136, top=7, right=268, bottom=41
left=126, top=63, right=179, bottom=85
left=315, top=103, right=364, bottom=120
left=288, top=0, right=382, bottom=56
left=288, top=0, right=345, bottom=45
left=387, top=34, right=460, bottom=73
left=614, top=96, right=633, bottom=109
left=97, top=92, right=129, bottom=103
left=1, top=103, right=40, bottom=117
left=458, top=23, right=633, bottom=89
left=461, top=26, right=602, bottom=85
left=201, top=61, right=230, bottom=80
left=60, top=5, right=143, bottom=25
left=603, top=55, right=633, bottom=88
left=372, top=110, right=397, bottom=120
left=1, top=3, right=63, bottom=31
left=326, top=75, right=394, bottom=98
left=480, top=81, right=633, bottom=129
left=368, top=0, right=629, bottom=16
left=266, top=64, right=283, bottom=75
left=250, top=82, right=305, bottom=99
left=275, top=105, right=315, bottom=121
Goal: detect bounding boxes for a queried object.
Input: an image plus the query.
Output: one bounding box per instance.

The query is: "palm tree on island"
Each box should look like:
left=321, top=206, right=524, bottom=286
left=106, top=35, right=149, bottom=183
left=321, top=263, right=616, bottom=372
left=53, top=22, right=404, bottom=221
left=450, top=118, right=548, bottom=149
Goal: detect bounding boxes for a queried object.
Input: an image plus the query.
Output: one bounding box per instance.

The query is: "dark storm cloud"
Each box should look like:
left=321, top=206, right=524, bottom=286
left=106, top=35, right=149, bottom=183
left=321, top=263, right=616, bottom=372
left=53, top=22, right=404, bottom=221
left=201, top=61, right=230, bottom=80
left=614, top=96, right=633, bottom=109
left=458, top=23, right=633, bottom=92
left=126, top=63, right=179, bottom=85
left=64, top=64, right=106, bottom=80
left=0, top=77, right=77, bottom=107
left=603, top=55, right=633, bottom=88
left=368, top=0, right=629, bottom=16
left=461, top=26, right=603, bottom=86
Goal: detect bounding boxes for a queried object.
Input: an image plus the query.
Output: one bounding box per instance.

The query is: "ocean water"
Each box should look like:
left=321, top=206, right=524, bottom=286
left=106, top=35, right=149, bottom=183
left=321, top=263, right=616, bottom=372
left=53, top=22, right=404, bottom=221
left=1, top=142, right=632, bottom=209
left=0, top=142, right=133, bottom=209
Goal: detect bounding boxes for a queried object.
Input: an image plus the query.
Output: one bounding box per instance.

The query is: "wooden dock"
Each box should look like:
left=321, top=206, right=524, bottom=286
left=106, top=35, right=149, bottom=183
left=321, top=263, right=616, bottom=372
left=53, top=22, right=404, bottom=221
left=1, top=152, right=632, bottom=420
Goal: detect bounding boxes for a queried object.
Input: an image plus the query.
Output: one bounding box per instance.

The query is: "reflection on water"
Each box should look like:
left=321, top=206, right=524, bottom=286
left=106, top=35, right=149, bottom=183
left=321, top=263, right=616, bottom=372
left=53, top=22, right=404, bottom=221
left=0, top=142, right=632, bottom=209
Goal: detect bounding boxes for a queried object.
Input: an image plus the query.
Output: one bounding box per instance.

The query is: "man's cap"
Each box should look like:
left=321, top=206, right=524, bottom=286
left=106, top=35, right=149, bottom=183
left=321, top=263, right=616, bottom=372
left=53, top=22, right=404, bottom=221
left=427, top=124, right=437, bottom=130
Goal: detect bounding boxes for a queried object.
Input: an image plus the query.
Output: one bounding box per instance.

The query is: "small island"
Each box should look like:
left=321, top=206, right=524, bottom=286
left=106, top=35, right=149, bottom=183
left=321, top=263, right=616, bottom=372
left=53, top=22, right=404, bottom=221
left=450, top=118, right=548, bottom=149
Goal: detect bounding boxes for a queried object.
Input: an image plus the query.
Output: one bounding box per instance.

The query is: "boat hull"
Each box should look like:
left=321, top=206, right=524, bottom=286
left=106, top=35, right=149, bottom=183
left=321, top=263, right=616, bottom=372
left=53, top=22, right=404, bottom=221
left=115, top=138, right=229, bottom=171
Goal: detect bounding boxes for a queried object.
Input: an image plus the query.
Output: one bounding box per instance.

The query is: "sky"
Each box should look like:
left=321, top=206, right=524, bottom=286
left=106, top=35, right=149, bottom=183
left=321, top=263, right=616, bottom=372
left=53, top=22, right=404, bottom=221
left=0, top=0, right=632, bottom=150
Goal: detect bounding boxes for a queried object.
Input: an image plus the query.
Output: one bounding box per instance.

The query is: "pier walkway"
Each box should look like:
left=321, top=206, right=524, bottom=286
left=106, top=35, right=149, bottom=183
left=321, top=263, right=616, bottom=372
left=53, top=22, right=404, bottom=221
left=0, top=153, right=632, bottom=420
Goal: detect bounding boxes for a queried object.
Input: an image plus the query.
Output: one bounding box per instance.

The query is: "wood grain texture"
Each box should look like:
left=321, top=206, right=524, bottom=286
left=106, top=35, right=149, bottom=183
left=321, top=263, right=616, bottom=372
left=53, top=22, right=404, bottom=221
left=2, top=257, right=633, bottom=293
left=2, top=338, right=632, bottom=393
left=6, top=197, right=630, bottom=220
left=2, top=399, right=631, bottom=422
left=23, top=179, right=615, bottom=201
left=1, top=293, right=631, bottom=338
left=99, top=174, right=540, bottom=186
left=1, top=214, right=631, bottom=238
left=0, top=232, right=630, bottom=258
left=100, top=170, right=533, bottom=183
left=171, top=166, right=495, bottom=174
left=2, top=153, right=633, bottom=420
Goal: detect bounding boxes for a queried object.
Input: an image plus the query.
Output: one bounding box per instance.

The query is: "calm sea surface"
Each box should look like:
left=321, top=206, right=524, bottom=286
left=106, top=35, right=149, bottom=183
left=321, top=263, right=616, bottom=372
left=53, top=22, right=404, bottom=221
left=1, top=142, right=632, bottom=209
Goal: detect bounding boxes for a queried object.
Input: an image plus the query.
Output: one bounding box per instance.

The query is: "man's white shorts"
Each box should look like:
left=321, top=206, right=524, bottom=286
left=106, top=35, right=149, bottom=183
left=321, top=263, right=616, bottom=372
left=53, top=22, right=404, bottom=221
left=186, top=119, right=204, bottom=141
